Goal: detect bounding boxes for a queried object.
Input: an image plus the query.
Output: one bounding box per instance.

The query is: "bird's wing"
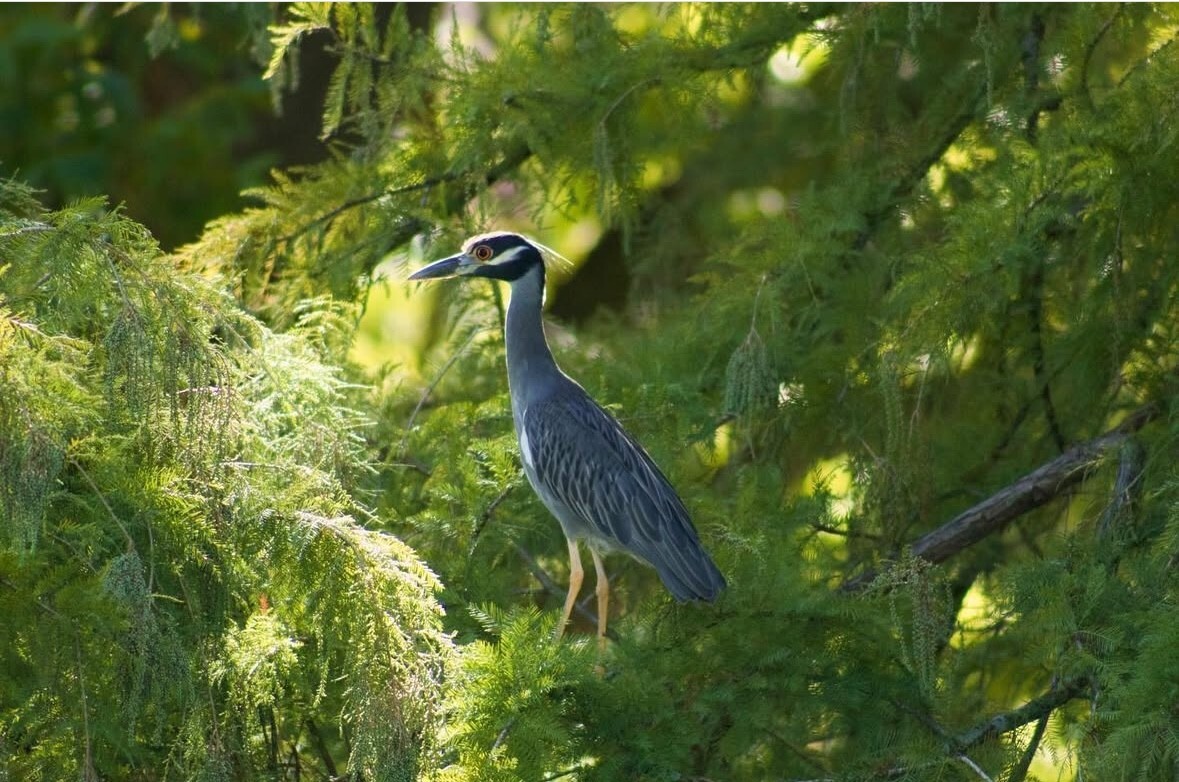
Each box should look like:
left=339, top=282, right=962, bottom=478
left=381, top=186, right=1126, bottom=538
left=523, top=388, right=724, bottom=601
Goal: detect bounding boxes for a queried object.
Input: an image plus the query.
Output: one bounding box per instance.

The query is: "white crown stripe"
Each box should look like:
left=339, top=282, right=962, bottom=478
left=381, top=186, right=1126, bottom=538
left=491, top=245, right=529, bottom=265
left=461, top=232, right=572, bottom=272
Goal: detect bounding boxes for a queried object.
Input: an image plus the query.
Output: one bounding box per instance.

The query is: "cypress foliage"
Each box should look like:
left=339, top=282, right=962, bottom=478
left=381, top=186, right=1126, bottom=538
left=0, top=180, right=450, bottom=779
left=3, top=3, right=1179, bottom=780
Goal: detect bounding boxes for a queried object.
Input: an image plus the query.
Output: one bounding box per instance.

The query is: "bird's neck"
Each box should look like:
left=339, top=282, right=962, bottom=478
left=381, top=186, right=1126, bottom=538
left=504, top=263, right=560, bottom=401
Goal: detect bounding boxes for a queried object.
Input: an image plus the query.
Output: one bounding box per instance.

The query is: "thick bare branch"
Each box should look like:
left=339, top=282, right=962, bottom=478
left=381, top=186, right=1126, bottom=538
left=843, top=404, right=1158, bottom=592
left=955, top=678, right=1086, bottom=750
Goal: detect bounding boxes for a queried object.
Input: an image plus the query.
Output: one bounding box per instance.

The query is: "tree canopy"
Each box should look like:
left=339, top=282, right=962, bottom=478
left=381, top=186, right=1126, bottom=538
left=2, top=4, right=1179, bottom=781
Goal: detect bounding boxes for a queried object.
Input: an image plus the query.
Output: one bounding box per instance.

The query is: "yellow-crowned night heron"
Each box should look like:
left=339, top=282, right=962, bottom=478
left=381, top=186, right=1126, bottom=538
left=410, top=232, right=725, bottom=643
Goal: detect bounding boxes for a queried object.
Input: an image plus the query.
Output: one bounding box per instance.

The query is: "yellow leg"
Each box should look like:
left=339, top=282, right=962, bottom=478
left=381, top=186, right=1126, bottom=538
left=590, top=548, right=609, bottom=653
left=556, top=538, right=583, bottom=639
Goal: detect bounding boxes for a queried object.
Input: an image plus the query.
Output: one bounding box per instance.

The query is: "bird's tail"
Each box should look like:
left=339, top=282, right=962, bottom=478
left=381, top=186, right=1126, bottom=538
left=655, top=541, right=726, bottom=602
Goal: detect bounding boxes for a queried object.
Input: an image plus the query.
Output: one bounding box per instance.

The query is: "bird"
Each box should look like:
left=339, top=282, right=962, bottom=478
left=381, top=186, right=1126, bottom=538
left=409, top=231, right=725, bottom=645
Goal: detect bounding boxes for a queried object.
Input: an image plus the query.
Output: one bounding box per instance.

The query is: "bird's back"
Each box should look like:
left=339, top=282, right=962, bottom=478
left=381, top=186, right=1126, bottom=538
left=518, top=378, right=725, bottom=602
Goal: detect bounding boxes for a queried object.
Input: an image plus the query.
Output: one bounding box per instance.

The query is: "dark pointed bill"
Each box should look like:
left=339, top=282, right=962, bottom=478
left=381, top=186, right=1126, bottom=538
left=408, top=253, right=470, bottom=281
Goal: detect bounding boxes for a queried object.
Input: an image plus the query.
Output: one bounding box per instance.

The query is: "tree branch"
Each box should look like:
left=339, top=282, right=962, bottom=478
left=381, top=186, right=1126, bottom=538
left=397, top=328, right=484, bottom=457
left=280, top=142, right=533, bottom=245
left=794, top=680, right=1073, bottom=782
left=76, top=635, right=98, bottom=782
left=809, top=521, right=880, bottom=541
left=472, top=483, right=517, bottom=542
left=895, top=678, right=1082, bottom=780
left=1080, top=6, right=1124, bottom=108
left=954, top=678, right=1085, bottom=750
left=854, top=79, right=988, bottom=251
left=842, top=404, right=1158, bottom=592
left=1025, top=259, right=1067, bottom=452
left=1006, top=713, right=1049, bottom=782
left=1021, top=12, right=1046, bottom=143
left=304, top=718, right=339, bottom=779
left=1097, top=438, right=1145, bottom=543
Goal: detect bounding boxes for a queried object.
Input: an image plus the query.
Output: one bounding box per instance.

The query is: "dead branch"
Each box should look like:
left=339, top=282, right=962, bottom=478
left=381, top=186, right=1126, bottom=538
left=842, top=404, right=1158, bottom=592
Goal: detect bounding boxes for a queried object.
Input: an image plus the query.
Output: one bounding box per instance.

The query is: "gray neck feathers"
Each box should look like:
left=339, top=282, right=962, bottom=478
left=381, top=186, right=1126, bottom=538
left=504, top=263, right=560, bottom=407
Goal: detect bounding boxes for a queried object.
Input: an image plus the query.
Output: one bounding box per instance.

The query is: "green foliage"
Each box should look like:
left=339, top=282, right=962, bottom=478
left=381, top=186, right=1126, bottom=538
left=6, top=4, right=1179, bottom=781
left=0, top=178, right=450, bottom=779
left=437, top=606, right=597, bottom=782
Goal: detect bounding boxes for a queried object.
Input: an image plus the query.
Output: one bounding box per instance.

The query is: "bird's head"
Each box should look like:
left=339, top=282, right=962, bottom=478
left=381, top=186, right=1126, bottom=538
left=409, top=231, right=545, bottom=283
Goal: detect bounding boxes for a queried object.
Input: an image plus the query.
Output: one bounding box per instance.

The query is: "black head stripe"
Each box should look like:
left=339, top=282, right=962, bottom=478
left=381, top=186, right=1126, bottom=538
left=465, top=232, right=545, bottom=282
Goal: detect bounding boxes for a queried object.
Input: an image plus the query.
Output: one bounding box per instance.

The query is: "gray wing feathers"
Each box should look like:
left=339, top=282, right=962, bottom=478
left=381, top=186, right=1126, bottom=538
left=524, top=389, right=725, bottom=602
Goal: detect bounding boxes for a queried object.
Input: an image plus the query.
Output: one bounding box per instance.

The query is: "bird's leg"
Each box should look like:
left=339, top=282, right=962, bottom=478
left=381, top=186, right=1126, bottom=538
left=590, top=548, right=609, bottom=653
left=556, top=538, right=583, bottom=640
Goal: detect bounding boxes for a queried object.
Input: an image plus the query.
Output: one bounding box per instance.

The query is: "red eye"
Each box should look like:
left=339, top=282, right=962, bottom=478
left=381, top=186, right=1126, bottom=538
left=473, top=245, right=493, bottom=261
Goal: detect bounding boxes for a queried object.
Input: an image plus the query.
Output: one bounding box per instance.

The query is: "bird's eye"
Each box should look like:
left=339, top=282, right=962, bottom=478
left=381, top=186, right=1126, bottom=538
left=473, top=245, right=493, bottom=262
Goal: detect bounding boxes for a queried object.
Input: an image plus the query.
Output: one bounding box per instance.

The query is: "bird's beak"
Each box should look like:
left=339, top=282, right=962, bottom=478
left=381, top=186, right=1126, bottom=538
left=408, top=253, right=475, bottom=281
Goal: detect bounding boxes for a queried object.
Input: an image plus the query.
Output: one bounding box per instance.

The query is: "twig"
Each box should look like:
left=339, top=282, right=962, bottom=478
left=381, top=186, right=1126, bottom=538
left=75, top=635, right=97, bottom=782
left=397, top=328, right=483, bottom=456
left=0, top=222, right=54, bottom=239
left=0, top=577, right=66, bottom=619
left=764, top=725, right=831, bottom=774
left=491, top=717, right=516, bottom=752
left=854, top=78, right=987, bottom=251
left=279, top=143, right=533, bottom=246
left=842, top=403, right=1157, bottom=592
left=1117, top=30, right=1178, bottom=89
left=69, top=456, right=136, bottom=549
left=1080, top=6, right=1124, bottom=108
left=600, top=79, right=658, bottom=126
left=277, top=178, right=448, bottom=245
left=1024, top=260, right=1067, bottom=452
left=473, top=484, right=516, bottom=542
left=1097, top=439, right=1145, bottom=541
left=810, top=521, right=880, bottom=541
left=388, top=459, right=432, bottom=476
left=956, top=753, right=994, bottom=782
